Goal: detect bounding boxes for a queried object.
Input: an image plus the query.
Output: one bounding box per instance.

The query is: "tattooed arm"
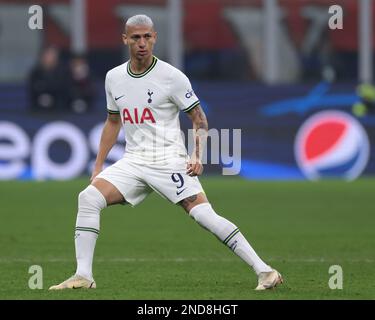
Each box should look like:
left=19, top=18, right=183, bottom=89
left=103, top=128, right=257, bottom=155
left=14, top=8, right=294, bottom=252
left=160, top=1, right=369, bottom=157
left=186, top=105, right=208, bottom=176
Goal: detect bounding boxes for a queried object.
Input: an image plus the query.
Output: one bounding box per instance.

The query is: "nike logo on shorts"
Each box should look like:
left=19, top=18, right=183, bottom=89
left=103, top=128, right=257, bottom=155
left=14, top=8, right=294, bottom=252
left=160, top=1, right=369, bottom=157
left=176, top=188, right=187, bottom=196
left=115, top=94, right=125, bottom=101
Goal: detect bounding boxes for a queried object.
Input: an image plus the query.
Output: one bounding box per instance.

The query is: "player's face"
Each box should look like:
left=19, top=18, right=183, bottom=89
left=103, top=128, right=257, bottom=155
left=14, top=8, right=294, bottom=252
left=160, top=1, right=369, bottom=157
left=123, top=25, right=157, bottom=61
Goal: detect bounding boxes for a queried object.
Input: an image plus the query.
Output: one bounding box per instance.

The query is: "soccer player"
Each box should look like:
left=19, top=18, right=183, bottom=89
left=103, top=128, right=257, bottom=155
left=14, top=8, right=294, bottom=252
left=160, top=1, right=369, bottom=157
left=49, top=15, right=283, bottom=291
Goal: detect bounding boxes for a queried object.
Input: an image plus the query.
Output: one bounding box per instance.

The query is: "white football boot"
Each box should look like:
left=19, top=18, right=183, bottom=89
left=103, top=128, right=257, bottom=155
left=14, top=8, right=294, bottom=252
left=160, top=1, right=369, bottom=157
left=255, top=269, right=283, bottom=290
left=49, top=274, right=96, bottom=290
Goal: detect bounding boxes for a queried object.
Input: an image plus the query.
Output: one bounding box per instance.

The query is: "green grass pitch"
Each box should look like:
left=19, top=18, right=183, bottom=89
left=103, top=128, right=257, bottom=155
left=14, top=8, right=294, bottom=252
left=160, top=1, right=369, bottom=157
left=0, top=177, right=374, bottom=300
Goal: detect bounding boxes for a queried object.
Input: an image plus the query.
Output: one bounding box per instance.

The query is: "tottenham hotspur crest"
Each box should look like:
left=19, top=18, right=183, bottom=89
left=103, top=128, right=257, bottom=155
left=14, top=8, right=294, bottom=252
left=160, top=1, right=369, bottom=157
left=147, top=89, right=153, bottom=103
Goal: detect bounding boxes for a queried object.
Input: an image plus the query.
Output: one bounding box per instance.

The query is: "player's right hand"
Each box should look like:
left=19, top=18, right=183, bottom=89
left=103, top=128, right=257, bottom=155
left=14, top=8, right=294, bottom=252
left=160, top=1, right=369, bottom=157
left=186, top=158, right=204, bottom=177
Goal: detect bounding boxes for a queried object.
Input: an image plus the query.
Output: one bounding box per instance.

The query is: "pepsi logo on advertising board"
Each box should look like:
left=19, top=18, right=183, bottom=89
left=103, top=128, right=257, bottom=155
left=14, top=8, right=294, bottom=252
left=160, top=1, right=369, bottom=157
left=295, top=110, right=370, bottom=181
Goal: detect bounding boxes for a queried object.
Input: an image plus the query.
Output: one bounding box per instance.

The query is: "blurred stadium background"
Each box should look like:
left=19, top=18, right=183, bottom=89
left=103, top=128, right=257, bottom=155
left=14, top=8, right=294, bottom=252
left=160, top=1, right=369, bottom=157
left=0, top=0, right=375, bottom=300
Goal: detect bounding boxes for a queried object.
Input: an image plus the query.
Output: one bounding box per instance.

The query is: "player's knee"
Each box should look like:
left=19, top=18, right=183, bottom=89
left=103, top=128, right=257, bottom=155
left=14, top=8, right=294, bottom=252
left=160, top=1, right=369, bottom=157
left=78, top=185, right=107, bottom=212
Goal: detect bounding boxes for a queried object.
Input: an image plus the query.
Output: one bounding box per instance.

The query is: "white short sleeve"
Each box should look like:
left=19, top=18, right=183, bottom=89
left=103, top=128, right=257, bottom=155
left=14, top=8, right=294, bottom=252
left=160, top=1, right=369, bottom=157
left=105, top=72, right=119, bottom=114
left=170, top=69, right=200, bottom=112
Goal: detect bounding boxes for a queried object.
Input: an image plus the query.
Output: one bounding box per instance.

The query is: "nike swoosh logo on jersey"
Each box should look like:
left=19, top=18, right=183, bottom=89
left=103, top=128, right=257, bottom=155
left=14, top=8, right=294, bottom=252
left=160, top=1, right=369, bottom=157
left=176, top=188, right=187, bottom=196
left=114, top=94, right=125, bottom=101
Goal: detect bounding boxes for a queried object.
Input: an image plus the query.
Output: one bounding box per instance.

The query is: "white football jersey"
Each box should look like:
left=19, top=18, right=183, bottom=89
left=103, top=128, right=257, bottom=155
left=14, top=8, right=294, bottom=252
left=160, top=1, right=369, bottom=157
left=105, top=56, right=200, bottom=163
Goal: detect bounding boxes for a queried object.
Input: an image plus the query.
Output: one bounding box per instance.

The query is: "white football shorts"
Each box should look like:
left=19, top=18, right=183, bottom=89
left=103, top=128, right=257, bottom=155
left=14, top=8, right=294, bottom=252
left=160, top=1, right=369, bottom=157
left=96, top=156, right=204, bottom=206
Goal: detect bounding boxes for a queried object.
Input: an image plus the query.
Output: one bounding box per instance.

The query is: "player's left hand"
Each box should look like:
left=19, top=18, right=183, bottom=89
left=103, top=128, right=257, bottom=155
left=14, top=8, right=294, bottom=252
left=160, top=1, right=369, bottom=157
left=187, top=158, right=204, bottom=176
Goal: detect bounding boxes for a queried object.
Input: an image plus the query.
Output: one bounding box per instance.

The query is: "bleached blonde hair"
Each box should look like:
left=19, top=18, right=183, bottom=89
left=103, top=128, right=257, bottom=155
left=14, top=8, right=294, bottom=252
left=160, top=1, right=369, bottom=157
left=125, top=14, right=154, bottom=32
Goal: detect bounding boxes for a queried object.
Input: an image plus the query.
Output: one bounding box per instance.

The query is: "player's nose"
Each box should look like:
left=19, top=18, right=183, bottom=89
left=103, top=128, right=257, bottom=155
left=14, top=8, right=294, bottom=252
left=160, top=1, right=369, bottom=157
left=138, top=37, right=146, bottom=47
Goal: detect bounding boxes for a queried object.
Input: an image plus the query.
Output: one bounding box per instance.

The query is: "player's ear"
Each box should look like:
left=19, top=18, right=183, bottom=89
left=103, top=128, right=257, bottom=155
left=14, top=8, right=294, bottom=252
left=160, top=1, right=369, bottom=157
left=122, top=33, right=128, bottom=45
left=153, top=31, right=157, bottom=43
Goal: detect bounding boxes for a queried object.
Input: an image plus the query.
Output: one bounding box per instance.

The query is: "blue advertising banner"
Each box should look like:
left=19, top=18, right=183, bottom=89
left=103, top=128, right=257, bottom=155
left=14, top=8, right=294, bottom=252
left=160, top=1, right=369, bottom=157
left=195, top=81, right=374, bottom=180
left=0, top=82, right=373, bottom=180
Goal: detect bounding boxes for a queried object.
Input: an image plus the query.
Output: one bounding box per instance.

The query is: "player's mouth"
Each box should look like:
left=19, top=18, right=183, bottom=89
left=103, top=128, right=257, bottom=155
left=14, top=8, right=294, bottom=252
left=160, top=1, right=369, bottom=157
left=137, top=50, right=148, bottom=56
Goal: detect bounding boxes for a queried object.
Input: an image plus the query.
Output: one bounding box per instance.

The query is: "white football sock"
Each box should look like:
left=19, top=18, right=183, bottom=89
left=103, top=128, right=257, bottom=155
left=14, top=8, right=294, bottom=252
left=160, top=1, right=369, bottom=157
left=189, top=203, right=272, bottom=275
left=75, top=185, right=106, bottom=281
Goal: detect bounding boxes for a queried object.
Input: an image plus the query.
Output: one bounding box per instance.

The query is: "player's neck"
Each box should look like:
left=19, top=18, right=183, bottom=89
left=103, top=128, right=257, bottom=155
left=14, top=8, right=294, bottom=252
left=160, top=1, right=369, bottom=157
left=129, top=55, right=154, bottom=74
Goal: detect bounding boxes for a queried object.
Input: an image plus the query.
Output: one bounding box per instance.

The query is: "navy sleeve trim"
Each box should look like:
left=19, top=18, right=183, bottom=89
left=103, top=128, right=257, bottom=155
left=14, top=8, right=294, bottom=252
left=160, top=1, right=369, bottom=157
left=182, top=100, right=200, bottom=113
left=107, top=109, right=120, bottom=114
